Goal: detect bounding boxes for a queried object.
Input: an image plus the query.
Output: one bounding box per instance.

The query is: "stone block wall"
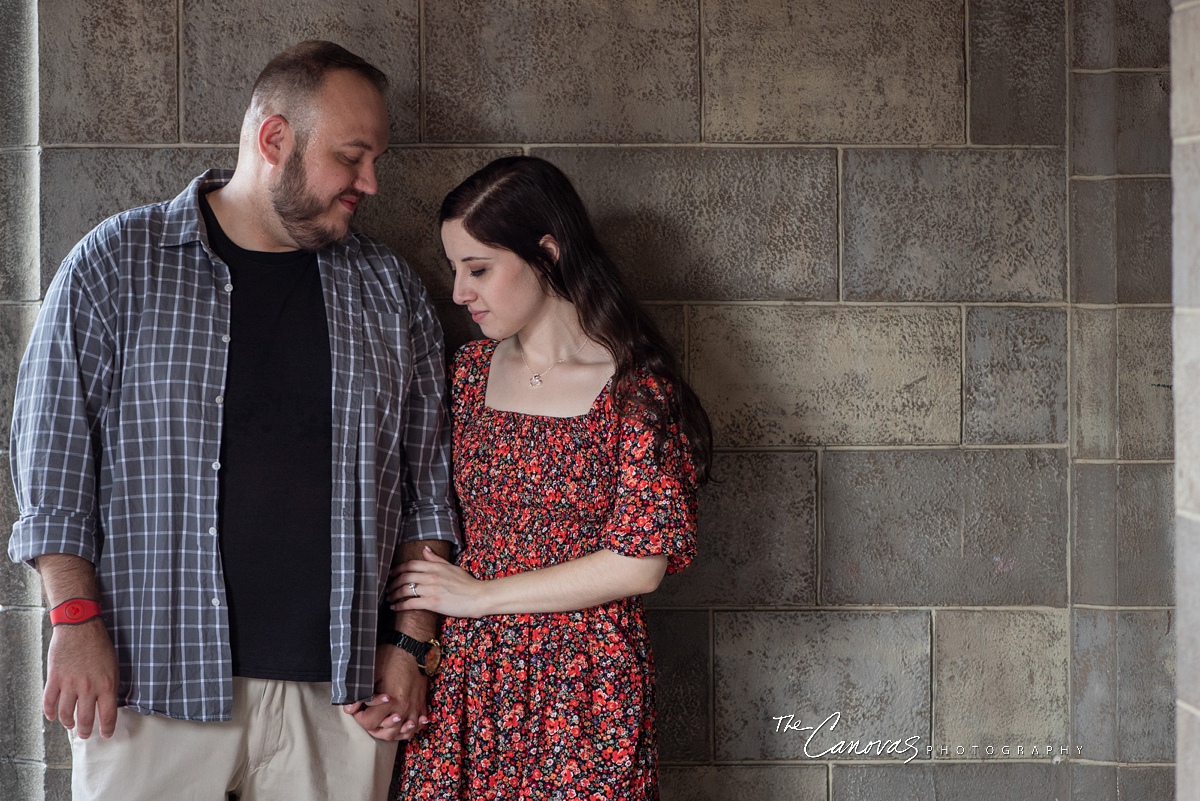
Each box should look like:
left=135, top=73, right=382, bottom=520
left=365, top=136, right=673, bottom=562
left=0, top=0, right=1177, bottom=798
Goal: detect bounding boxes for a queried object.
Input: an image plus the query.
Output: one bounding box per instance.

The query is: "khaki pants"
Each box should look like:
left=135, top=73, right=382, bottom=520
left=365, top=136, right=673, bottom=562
left=69, top=678, right=397, bottom=801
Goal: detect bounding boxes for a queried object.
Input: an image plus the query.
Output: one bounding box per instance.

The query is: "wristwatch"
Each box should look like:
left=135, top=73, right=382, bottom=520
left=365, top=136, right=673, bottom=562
left=383, top=631, right=443, bottom=677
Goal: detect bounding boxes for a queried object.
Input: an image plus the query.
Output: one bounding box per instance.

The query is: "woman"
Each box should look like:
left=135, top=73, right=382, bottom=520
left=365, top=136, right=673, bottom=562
left=390, top=155, right=711, bottom=800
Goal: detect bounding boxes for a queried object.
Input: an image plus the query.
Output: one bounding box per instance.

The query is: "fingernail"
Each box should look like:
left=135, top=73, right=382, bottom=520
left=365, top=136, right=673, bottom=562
left=392, top=716, right=403, bottom=724
left=380, top=696, right=389, bottom=703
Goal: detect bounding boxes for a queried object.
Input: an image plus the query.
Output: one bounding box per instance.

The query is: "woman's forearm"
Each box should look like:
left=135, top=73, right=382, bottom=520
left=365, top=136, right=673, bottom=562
left=475, top=549, right=668, bottom=616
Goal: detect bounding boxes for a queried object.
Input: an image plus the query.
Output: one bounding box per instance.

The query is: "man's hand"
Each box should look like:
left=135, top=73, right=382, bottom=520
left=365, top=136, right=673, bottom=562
left=44, top=617, right=119, bottom=739
left=342, top=645, right=428, bottom=741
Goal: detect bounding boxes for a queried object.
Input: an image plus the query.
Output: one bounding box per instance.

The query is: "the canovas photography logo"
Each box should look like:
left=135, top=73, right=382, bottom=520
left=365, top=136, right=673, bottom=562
left=771, top=712, right=1082, bottom=764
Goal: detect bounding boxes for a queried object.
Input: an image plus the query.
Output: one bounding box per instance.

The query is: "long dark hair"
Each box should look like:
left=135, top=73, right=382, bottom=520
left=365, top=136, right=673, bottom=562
left=440, top=155, right=713, bottom=484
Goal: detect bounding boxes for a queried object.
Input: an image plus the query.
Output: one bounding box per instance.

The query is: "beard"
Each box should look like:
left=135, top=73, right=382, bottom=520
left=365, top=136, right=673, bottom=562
left=270, top=145, right=356, bottom=251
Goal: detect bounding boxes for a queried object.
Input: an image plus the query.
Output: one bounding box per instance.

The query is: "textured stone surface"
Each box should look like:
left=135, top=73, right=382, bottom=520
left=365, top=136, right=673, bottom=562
left=1180, top=709, right=1200, bottom=801
left=691, top=306, right=960, bottom=447
left=0, top=0, right=36, bottom=146
left=1177, top=516, right=1200, bottom=709
left=182, top=0, right=420, bottom=143
left=964, top=307, right=1067, bottom=444
left=934, top=610, right=1069, bottom=753
left=969, top=0, right=1065, bottom=145
left=1073, top=608, right=1118, bottom=761
left=1066, top=463, right=1174, bottom=607
left=646, top=610, right=708, bottom=763
left=843, top=149, right=1066, bottom=302
left=40, top=0, right=177, bottom=143
left=0, top=455, right=39, bottom=608
left=354, top=148, right=522, bottom=300
left=654, top=452, right=816, bottom=607
left=0, top=151, right=40, bottom=301
left=1119, top=611, right=1175, bottom=763
left=1072, top=764, right=1117, bottom=801
left=1072, top=73, right=1171, bottom=176
left=645, top=305, right=685, bottom=370
left=714, top=611, right=930, bottom=761
left=833, top=763, right=1071, bottom=801
left=1177, top=313, right=1200, bottom=516
left=425, top=0, right=698, bottom=143
left=660, top=766, right=827, bottom=801
left=435, top=301, right=484, bottom=364
left=1117, top=308, right=1173, bottom=459
left=1072, top=464, right=1117, bottom=606
left=1177, top=143, right=1200, bottom=307
left=1074, top=0, right=1171, bottom=68
left=1070, top=178, right=1173, bottom=304
left=823, top=450, right=1067, bottom=606
left=0, top=610, right=43, bottom=761
left=0, top=305, right=40, bottom=439
left=1119, top=766, right=1175, bottom=801
left=1176, top=8, right=1200, bottom=137
left=1118, top=464, right=1174, bottom=606
left=535, top=147, right=838, bottom=301
left=0, top=761, right=44, bottom=801
left=40, top=148, right=237, bottom=289
left=703, top=0, right=964, bottom=143
left=1072, top=309, right=1117, bottom=459
left=44, top=767, right=72, bottom=801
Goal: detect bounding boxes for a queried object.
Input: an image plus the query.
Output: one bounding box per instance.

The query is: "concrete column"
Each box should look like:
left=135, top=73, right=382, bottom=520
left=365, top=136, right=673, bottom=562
left=1173, top=1, right=1200, bottom=797
left=0, top=2, right=46, bottom=799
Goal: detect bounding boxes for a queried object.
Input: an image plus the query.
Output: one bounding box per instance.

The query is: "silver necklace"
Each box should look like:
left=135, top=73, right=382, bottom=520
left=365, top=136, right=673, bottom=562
left=518, top=338, right=587, bottom=387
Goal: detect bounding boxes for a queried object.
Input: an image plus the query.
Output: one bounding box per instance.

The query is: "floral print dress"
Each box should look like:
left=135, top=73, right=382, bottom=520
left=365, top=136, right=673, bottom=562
left=398, top=339, right=697, bottom=800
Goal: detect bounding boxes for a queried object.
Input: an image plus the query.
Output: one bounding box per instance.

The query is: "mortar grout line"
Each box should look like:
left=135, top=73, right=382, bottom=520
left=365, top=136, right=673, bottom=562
left=37, top=141, right=1068, bottom=151
left=647, top=605, right=1077, bottom=613
left=815, top=447, right=824, bottom=607
left=963, top=0, right=971, bottom=145
left=708, top=608, right=715, bottom=763
left=1063, top=0, right=1074, bottom=768
left=1071, top=173, right=1172, bottom=180
left=1072, top=68, right=1171, bottom=74
left=697, top=0, right=705, bottom=142
left=836, top=147, right=844, bottom=303
left=177, top=0, right=183, bottom=144
left=710, top=444, right=1070, bottom=453
left=418, top=0, right=426, bottom=143
left=961, top=305, right=967, bottom=445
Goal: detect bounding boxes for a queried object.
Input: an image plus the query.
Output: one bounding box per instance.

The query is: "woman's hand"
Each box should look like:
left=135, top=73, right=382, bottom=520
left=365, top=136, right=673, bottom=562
left=388, top=547, right=488, bottom=619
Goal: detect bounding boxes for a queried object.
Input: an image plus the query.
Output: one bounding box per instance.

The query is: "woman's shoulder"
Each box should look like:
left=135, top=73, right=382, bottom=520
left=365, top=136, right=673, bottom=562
left=451, top=338, right=499, bottom=374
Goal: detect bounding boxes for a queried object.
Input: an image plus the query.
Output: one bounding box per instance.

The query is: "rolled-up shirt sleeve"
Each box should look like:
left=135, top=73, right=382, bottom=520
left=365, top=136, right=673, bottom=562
left=396, top=280, right=460, bottom=551
left=9, top=242, right=116, bottom=567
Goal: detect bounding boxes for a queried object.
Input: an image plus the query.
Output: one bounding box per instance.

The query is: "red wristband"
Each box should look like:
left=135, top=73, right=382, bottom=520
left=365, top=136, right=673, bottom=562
left=49, top=598, right=102, bottom=626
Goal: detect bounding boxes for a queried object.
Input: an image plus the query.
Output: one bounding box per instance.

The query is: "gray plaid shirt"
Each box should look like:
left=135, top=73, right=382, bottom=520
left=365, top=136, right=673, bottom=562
left=8, top=170, right=460, bottom=721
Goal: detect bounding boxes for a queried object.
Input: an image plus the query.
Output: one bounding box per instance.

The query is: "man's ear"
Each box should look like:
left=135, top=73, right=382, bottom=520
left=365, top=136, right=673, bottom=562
left=538, top=234, right=561, bottom=265
left=257, top=114, right=292, bottom=168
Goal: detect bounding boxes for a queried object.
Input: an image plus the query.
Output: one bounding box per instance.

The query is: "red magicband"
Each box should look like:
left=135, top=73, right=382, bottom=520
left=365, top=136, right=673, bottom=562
left=49, top=598, right=102, bottom=626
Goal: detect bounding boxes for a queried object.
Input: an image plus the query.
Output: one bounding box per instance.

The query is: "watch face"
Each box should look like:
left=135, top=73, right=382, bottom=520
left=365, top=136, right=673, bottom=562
left=62, top=601, right=92, bottom=622
left=423, top=642, right=442, bottom=676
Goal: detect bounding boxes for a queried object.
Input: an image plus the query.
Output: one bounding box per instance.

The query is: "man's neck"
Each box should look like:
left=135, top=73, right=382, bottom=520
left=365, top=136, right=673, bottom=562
left=205, top=174, right=298, bottom=253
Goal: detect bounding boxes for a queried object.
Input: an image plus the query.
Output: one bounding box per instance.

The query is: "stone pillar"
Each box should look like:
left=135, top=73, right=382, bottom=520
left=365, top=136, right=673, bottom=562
left=0, top=1, right=48, bottom=799
left=1174, top=1, right=1200, bottom=797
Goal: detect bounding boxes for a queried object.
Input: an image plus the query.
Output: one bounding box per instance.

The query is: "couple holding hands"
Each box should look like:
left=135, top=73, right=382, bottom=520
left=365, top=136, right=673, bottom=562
left=8, top=40, right=709, bottom=801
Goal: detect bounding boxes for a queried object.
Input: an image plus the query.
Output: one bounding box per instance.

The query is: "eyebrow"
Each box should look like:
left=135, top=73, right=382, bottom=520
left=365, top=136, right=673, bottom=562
left=341, top=139, right=387, bottom=155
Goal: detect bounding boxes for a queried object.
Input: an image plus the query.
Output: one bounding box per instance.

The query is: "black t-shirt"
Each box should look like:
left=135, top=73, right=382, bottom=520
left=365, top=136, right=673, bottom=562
left=201, top=195, right=333, bottom=681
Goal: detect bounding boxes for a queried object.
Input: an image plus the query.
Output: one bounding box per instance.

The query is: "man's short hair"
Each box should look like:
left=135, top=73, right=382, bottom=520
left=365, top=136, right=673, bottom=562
left=245, top=41, right=388, bottom=141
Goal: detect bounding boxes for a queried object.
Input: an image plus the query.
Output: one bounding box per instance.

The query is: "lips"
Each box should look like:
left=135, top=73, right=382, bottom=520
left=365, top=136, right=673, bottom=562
left=338, top=196, right=359, bottom=212
left=469, top=309, right=488, bottom=323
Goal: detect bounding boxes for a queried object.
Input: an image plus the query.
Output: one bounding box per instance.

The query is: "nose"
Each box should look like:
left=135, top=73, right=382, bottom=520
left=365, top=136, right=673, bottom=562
left=451, top=269, right=474, bottom=306
left=354, top=162, right=379, bottom=196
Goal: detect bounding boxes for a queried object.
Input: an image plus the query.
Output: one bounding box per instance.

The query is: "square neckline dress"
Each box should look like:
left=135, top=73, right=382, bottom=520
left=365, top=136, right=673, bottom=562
left=398, top=338, right=698, bottom=800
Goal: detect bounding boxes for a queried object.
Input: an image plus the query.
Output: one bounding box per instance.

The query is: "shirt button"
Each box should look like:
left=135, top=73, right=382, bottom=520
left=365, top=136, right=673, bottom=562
left=208, top=527, right=218, bottom=535
left=211, top=598, right=221, bottom=607
left=211, top=461, right=221, bottom=471
left=224, top=284, right=233, bottom=292
left=215, top=395, right=224, bottom=405
left=221, top=335, right=231, bottom=343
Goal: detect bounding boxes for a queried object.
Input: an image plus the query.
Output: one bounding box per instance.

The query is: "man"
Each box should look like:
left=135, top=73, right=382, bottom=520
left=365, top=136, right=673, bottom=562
left=8, top=41, right=458, bottom=800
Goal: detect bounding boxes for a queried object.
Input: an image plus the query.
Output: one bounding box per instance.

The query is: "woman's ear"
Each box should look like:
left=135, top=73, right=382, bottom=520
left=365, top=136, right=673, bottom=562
left=538, top=234, right=561, bottom=265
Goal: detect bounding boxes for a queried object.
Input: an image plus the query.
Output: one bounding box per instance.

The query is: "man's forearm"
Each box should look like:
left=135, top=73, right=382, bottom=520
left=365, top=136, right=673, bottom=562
left=392, top=540, right=451, bottom=640
left=36, top=553, right=101, bottom=606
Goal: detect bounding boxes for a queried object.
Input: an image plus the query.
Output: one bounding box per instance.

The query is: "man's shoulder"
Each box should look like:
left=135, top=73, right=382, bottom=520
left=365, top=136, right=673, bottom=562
left=343, top=231, right=435, bottom=307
